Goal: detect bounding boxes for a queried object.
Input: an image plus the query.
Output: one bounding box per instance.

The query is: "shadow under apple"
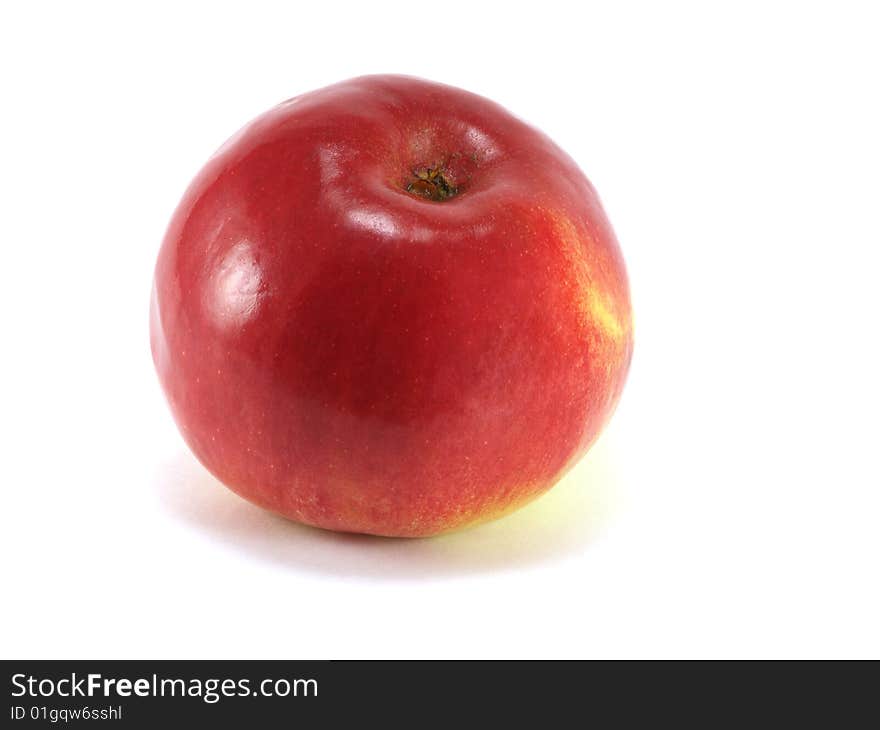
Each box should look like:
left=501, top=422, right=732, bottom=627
left=154, top=438, right=620, bottom=579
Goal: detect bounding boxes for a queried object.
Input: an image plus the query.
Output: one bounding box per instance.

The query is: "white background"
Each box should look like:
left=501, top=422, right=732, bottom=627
left=2, top=2, right=878, bottom=659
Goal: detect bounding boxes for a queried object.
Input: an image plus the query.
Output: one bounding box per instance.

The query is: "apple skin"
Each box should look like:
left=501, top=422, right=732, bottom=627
left=151, top=75, right=633, bottom=537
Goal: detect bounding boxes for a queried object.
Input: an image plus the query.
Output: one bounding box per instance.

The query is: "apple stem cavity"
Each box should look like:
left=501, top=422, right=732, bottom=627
left=406, top=165, right=458, bottom=202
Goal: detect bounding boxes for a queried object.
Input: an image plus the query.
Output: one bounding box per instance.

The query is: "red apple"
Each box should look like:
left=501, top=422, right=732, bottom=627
left=151, top=75, right=633, bottom=537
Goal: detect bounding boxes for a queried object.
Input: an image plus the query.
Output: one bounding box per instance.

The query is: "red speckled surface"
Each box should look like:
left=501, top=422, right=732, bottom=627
left=151, top=75, right=633, bottom=536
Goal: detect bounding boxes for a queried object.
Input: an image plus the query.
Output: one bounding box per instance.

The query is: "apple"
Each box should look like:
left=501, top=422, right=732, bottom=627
left=151, top=75, right=633, bottom=537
